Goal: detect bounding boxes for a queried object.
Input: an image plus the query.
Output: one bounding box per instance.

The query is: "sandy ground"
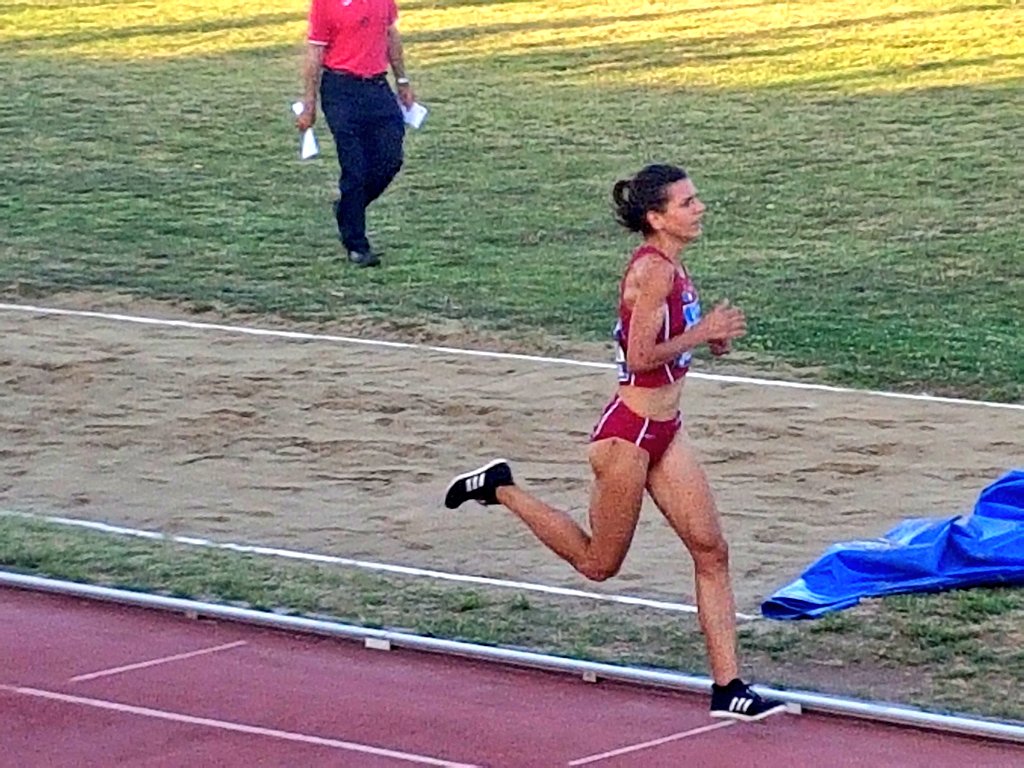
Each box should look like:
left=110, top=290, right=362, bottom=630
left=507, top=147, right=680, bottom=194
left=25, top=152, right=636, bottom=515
left=1, top=297, right=1021, bottom=612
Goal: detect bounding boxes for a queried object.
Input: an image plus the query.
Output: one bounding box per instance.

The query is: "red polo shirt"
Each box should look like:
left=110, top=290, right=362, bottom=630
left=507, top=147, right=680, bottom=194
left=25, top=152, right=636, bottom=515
left=308, top=0, right=398, bottom=77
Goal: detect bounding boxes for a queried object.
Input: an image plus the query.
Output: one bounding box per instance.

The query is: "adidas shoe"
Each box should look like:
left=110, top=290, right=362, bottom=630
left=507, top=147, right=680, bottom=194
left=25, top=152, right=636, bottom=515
left=709, top=679, right=787, bottom=722
left=444, top=459, right=514, bottom=509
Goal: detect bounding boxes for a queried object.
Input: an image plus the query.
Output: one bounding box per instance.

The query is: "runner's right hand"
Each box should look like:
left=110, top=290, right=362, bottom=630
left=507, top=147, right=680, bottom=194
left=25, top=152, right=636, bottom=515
left=709, top=338, right=732, bottom=356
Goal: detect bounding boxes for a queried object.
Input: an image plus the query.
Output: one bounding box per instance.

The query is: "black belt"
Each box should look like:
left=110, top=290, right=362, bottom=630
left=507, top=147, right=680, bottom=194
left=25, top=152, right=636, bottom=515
left=324, top=68, right=388, bottom=83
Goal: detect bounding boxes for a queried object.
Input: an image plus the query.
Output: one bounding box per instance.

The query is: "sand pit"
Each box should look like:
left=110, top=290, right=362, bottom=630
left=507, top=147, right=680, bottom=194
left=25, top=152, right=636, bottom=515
left=2, top=299, right=1020, bottom=612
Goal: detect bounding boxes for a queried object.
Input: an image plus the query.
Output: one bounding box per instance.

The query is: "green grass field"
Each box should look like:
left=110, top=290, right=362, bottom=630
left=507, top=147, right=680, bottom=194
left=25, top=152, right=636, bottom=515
left=2, top=0, right=1022, bottom=399
left=2, top=0, right=1024, bottom=723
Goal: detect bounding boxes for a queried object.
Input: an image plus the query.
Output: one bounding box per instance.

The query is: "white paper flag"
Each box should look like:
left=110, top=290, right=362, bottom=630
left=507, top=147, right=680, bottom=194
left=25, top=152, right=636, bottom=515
left=300, top=128, right=319, bottom=159
left=400, top=101, right=428, bottom=130
left=291, top=101, right=320, bottom=159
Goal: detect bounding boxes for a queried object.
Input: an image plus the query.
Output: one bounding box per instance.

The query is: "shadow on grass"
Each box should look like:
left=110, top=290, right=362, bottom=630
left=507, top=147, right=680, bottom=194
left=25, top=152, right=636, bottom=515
left=395, top=2, right=1006, bottom=51
left=401, top=0, right=783, bottom=12
left=460, top=36, right=1024, bottom=89
left=3, top=11, right=304, bottom=52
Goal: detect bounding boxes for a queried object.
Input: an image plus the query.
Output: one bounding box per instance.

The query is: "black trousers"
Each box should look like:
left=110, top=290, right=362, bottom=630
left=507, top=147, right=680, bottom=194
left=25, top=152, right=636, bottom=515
left=320, top=69, right=405, bottom=254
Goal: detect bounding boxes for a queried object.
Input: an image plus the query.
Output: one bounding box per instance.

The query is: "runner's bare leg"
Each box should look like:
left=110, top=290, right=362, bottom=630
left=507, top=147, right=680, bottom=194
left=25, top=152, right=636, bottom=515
left=496, top=439, right=648, bottom=581
left=645, top=434, right=740, bottom=685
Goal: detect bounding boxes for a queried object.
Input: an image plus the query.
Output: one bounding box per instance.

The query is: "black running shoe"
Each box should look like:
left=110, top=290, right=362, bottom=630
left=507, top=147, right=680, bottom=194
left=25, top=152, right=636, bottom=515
left=710, top=679, right=787, bottom=722
left=444, top=459, right=514, bottom=509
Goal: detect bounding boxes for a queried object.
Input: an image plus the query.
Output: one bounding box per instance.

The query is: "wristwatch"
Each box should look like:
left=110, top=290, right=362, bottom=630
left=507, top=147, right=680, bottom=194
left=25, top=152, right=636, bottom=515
left=396, top=77, right=410, bottom=86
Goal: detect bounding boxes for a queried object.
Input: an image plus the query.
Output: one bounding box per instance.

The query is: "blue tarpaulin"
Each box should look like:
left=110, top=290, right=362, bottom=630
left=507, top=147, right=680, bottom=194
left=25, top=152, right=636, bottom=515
left=761, top=469, right=1024, bottom=620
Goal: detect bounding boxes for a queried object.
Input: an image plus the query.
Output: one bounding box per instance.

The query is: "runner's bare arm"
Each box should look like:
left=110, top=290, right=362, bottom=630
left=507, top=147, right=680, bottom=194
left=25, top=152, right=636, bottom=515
left=625, top=257, right=745, bottom=372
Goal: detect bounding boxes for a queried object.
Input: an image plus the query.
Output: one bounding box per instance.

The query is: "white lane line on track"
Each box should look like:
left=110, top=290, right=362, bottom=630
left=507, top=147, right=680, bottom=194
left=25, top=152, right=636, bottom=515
left=566, top=720, right=736, bottom=765
left=2, top=302, right=1021, bottom=411
left=69, top=640, right=248, bottom=683
left=1, top=685, right=481, bottom=768
left=3, top=511, right=761, bottom=620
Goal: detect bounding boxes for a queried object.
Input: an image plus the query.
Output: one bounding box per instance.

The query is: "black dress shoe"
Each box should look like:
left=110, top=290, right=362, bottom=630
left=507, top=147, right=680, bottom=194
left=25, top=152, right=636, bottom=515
left=347, top=249, right=381, bottom=267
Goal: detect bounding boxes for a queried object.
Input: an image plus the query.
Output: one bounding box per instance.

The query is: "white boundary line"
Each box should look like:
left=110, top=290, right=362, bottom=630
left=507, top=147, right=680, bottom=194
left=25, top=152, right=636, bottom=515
left=3, top=511, right=760, bottom=620
left=0, top=685, right=480, bottom=767
left=567, top=720, right=736, bottom=765
left=69, top=640, right=248, bottom=683
left=1, top=302, right=1021, bottom=411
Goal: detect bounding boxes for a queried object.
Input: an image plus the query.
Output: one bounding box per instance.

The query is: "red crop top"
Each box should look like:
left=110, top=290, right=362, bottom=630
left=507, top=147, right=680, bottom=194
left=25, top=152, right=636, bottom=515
left=614, top=244, right=701, bottom=388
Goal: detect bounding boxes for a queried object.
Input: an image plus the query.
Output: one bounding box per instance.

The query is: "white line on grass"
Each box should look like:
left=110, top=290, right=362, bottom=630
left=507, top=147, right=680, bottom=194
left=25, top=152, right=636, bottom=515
left=1, top=302, right=1021, bottom=411
left=567, top=720, right=736, bottom=765
left=69, top=640, right=248, bottom=683
left=0, top=685, right=480, bottom=767
left=3, top=511, right=760, bottom=620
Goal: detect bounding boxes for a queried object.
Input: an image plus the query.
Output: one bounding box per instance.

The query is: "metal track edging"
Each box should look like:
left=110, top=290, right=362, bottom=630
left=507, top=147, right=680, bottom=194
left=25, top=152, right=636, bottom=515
left=3, top=571, right=1022, bottom=745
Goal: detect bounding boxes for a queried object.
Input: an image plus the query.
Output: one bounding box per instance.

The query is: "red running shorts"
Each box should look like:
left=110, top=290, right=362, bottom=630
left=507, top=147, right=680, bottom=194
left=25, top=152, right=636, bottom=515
left=589, top=396, right=681, bottom=466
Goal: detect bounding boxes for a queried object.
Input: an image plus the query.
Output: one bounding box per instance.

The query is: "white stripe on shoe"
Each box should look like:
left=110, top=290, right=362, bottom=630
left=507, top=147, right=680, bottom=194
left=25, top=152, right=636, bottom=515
left=711, top=697, right=788, bottom=722
left=444, top=459, right=509, bottom=508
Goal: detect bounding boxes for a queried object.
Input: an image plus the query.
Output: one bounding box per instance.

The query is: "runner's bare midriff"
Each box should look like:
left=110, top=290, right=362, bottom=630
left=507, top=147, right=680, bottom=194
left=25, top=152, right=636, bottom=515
left=617, top=378, right=685, bottom=422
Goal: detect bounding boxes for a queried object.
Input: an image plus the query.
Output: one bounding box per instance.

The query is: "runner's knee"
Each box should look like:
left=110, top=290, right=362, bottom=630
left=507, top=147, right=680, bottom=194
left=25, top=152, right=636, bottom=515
left=690, top=536, right=729, bottom=575
left=577, top=554, right=624, bottom=582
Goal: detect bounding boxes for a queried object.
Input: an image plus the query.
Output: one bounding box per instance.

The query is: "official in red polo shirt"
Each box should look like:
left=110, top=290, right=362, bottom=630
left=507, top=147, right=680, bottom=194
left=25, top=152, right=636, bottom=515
left=296, top=0, right=416, bottom=268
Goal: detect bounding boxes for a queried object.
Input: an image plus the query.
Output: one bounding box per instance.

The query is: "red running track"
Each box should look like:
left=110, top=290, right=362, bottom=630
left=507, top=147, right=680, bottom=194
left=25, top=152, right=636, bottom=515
left=2, top=587, right=1022, bottom=768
